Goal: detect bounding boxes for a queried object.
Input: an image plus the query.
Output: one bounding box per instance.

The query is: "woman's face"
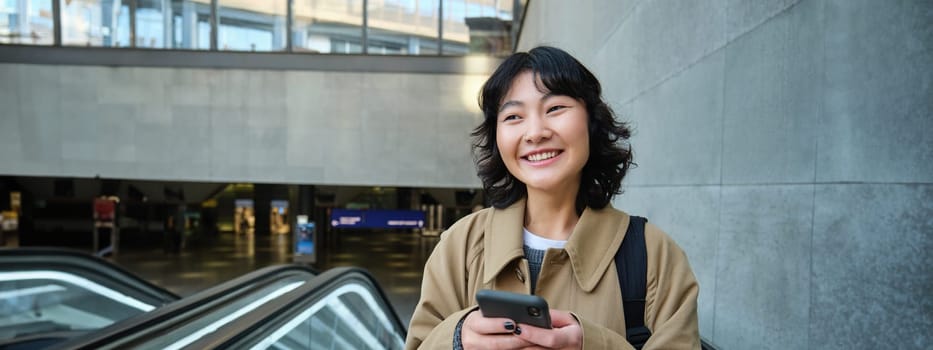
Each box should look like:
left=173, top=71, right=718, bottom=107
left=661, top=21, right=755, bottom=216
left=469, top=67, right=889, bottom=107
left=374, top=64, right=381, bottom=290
left=496, top=71, right=590, bottom=196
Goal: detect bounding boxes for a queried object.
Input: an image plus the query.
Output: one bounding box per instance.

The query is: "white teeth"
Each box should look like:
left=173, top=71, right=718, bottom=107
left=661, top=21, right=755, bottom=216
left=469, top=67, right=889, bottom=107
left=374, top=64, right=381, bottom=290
left=528, top=151, right=557, bottom=162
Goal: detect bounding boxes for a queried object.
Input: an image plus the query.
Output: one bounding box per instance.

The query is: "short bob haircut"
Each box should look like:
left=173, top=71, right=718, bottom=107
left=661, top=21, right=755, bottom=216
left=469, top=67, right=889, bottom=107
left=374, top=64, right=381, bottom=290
left=473, top=46, right=634, bottom=212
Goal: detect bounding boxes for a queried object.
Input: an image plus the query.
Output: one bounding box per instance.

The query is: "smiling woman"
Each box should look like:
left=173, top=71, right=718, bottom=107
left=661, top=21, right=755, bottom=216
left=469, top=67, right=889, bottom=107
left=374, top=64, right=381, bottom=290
left=406, top=46, right=701, bottom=350
left=493, top=70, right=592, bottom=218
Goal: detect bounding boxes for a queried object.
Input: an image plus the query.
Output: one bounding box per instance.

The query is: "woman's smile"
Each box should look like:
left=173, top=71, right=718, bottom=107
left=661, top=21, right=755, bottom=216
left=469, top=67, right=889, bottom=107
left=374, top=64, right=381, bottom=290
left=522, top=149, right=563, bottom=164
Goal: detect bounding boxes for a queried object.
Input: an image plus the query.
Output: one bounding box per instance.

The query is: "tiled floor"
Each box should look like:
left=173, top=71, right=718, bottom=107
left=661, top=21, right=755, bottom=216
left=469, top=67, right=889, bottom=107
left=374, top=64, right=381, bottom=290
left=111, top=229, right=439, bottom=327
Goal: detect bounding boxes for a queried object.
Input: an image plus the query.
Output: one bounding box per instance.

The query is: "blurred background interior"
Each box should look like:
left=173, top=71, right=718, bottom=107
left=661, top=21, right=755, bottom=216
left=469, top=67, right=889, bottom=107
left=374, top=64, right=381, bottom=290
left=1, top=0, right=931, bottom=349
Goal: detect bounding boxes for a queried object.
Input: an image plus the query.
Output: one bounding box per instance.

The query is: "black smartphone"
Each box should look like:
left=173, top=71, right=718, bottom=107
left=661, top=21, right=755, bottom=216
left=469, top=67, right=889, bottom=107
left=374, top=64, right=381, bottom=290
left=475, top=289, right=552, bottom=329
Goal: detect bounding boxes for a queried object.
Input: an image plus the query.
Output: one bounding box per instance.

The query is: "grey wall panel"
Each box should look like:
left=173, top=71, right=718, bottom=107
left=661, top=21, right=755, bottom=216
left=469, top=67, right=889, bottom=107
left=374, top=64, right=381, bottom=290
left=436, top=118, right=477, bottom=187
left=284, top=128, right=326, bottom=168
left=817, top=0, right=933, bottom=183
left=591, top=0, right=638, bottom=49
left=247, top=70, right=287, bottom=108
left=538, top=2, right=595, bottom=63
left=0, top=65, right=20, bottom=161
left=0, top=63, right=484, bottom=187
left=722, top=0, right=822, bottom=184
left=171, top=106, right=212, bottom=179
left=360, top=128, right=401, bottom=184
left=322, top=128, right=365, bottom=184
left=629, top=50, right=724, bottom=186
left=135, top=122, right=174, bottom=165
left=209, top=108, right=248, bottom=169
left=613, top=185, right=720, bottom=338
left=60, top=104, right=100, bottom=162
left=245, top=125, right=286, bottom=169
left=592, top=14, right=638, bottom=104
left=517, top=0, right=933, bottom=347
left=632, top=0, right=727, bottom=94
left=60, top=65, right=102, bottom=106
left=95, top=103, right=138, bottom=163
left=714, top=185, right=812, bottom=350
left=725, top=0, right=798, bottom=42
left=281, top=165, right=325, bottom=184
left=18, top=65, right=63, bottom=170
left=810, top=184, right=933, bottom=350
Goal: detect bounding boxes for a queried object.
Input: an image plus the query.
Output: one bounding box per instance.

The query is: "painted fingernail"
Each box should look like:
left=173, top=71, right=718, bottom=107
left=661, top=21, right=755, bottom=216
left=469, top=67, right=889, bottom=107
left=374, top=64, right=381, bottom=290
left=514, top=326, right=522, bottom=335
left=504, top=321, right=515, bottom=331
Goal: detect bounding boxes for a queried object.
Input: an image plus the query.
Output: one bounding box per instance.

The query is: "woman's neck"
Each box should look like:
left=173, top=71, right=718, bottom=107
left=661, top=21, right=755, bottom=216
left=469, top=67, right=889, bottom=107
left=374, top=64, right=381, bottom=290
left=524, top=188, right=580, bottom=241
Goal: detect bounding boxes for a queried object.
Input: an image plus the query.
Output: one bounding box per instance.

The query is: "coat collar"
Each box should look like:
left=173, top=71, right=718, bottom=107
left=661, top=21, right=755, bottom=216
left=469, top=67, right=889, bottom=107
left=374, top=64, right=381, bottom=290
left=482, top=198, right=630, bottom=292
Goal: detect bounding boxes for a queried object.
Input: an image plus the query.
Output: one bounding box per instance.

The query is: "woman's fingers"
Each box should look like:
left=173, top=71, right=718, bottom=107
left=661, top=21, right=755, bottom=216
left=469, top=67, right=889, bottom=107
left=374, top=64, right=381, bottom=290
left=463, top=311, right=520, bottom=334
left=461, top=310, right=539, bottom=349
left=548, top=309, right=579, bottom=328
left=513, top=309, right=583, bottom=350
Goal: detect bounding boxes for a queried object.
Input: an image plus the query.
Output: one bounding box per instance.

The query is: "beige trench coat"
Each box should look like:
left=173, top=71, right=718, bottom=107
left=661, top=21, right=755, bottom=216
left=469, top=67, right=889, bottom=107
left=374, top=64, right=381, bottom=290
left=406, top=199, right=700, bottom=349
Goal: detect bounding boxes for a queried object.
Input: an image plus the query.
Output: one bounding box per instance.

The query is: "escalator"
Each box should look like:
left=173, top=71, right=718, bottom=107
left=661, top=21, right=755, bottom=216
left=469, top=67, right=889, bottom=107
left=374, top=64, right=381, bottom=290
left=183, top=267, right=406, bottom=349
left=0, top=248, right=179, bottom=349
left=57, top=266, right=404, bottom=349
left=56, top=264, right=320, bottom=349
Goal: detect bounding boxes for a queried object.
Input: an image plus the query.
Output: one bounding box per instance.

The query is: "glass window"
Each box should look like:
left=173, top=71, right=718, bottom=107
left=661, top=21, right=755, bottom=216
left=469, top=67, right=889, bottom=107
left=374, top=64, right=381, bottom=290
left=133, top=0, right=176, bottom=49
left=442, top=0, right=512, bottom=55
left=0, top=0, right=54, bottom=45
left=60, top=0, right=130, bottom=47
left=292, top=0, right=363, bottom=54
left=172, top=0, right=210, bottom=49
left=367, top=0, right=438, bottom=55
left=217, top=0, right=287, bottom=51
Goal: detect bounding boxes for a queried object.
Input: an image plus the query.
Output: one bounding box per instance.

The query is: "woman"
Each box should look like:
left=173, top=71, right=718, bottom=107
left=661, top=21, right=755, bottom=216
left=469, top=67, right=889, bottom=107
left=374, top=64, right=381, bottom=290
left=406, top=46, right=700, bottom=349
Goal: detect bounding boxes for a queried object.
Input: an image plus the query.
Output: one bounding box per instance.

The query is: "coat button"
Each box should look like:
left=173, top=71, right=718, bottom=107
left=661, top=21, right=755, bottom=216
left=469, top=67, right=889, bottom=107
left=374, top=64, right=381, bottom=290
left=515, top=268, right=525, bottom=283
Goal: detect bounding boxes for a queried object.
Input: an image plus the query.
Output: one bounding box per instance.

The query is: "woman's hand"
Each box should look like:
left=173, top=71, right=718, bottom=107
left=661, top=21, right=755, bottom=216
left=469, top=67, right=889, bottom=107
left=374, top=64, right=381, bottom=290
left=461, top=310, right=538, bottom=349
left=513, top=309, right=583, bottom=350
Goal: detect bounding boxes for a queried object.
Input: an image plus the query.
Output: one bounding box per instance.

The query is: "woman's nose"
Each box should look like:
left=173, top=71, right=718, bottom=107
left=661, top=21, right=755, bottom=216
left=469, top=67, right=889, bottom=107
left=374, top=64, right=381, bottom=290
left=523, top=117, right=552, bottom=143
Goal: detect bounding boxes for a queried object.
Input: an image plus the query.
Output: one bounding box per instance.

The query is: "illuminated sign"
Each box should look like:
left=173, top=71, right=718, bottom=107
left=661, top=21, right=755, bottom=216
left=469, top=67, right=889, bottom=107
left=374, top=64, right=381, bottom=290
left=330, top=209, right=425, bottom=229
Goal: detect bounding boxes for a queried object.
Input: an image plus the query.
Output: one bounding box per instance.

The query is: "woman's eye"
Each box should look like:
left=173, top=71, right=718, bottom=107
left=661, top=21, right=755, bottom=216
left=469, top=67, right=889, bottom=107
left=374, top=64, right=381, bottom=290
left=502, top=114, right=520, bottom=121
left=547, top=105, right=567, bottom=113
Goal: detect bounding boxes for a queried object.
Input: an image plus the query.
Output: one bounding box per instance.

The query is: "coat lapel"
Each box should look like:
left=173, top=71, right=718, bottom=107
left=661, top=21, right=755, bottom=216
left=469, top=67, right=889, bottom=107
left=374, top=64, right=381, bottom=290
left=482, top=199, right=526, bottom=285
left=564, top=205, right=630, bottom=292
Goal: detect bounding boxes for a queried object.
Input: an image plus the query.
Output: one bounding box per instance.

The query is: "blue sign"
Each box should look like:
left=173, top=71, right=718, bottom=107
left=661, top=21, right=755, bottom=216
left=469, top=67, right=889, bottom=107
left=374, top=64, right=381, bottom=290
left=296, top=222, right=315, bottom=255
left=330, top=209, right=426, bottom=229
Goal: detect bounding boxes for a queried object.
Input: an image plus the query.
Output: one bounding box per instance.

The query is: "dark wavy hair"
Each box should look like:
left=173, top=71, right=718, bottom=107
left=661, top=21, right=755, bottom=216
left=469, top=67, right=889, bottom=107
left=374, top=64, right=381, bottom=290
left=472, top=46, right=634, bottom=212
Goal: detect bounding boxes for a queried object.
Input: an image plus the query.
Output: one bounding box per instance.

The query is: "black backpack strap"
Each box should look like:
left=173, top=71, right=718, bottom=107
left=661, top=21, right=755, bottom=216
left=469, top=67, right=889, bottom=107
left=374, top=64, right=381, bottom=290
left=616, top=215, right=651, bottom=349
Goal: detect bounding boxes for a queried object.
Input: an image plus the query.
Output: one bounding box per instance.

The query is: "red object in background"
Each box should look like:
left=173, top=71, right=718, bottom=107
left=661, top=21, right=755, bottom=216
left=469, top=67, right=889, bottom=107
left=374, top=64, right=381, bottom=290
left=94, top=198, right=116, bottom=222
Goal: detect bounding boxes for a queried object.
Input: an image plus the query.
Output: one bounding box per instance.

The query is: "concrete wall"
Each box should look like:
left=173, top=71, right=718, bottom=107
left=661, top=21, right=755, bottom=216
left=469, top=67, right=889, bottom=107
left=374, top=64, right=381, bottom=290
left=0, top=64, right=486, bottom=188
left=519, top=0, right=932, bottom=349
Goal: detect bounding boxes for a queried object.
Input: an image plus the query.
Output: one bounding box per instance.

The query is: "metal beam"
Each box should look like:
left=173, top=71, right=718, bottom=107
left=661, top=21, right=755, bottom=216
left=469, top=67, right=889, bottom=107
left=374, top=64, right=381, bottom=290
left=129, top=0, right=137, bottom=48
left=286, top=0, right=293, bottom=52
left=210, top=0, right=218, bottom=50
left=438, top=0, right=443, bottom=54
left=0, top=45, right=503, bottom=74
left=362, top=0, right=368, bottom=54
left=52, top=0, right=62, bottom=46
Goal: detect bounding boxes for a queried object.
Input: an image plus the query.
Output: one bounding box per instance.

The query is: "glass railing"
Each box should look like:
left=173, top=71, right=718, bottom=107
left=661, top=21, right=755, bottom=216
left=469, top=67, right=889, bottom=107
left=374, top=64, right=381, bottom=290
left=56, top=264, right=316, bottom=349
left=1, top=0, right=524, bottom=56
left=184, top=267, right=406, bottom=349
left=0, top=248, right=179, bottom=349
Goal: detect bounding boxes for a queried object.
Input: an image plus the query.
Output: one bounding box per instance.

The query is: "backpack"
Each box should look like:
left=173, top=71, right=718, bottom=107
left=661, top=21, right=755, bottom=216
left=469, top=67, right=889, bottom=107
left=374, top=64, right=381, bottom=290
left=615, top=216, right=651, bottom=349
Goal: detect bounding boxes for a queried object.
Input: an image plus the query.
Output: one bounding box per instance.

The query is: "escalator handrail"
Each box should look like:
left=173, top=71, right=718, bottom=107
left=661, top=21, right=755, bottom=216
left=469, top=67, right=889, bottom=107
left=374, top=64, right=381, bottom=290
left=184, top=266, right=407, bottom=349
left=56, top=264, right=316, bottom=350
left=0, top=247, right=180, bottom=302
left=701, top=337, right=720, bottom=350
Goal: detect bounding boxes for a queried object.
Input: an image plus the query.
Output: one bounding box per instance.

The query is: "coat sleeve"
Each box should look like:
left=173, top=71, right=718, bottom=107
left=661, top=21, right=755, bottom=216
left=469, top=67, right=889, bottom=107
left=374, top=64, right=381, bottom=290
left=405, top=227, right=479, bottom=349
left=572, top=314, right=636, bottom=349
left=641, top=225, right=701, bottom=350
